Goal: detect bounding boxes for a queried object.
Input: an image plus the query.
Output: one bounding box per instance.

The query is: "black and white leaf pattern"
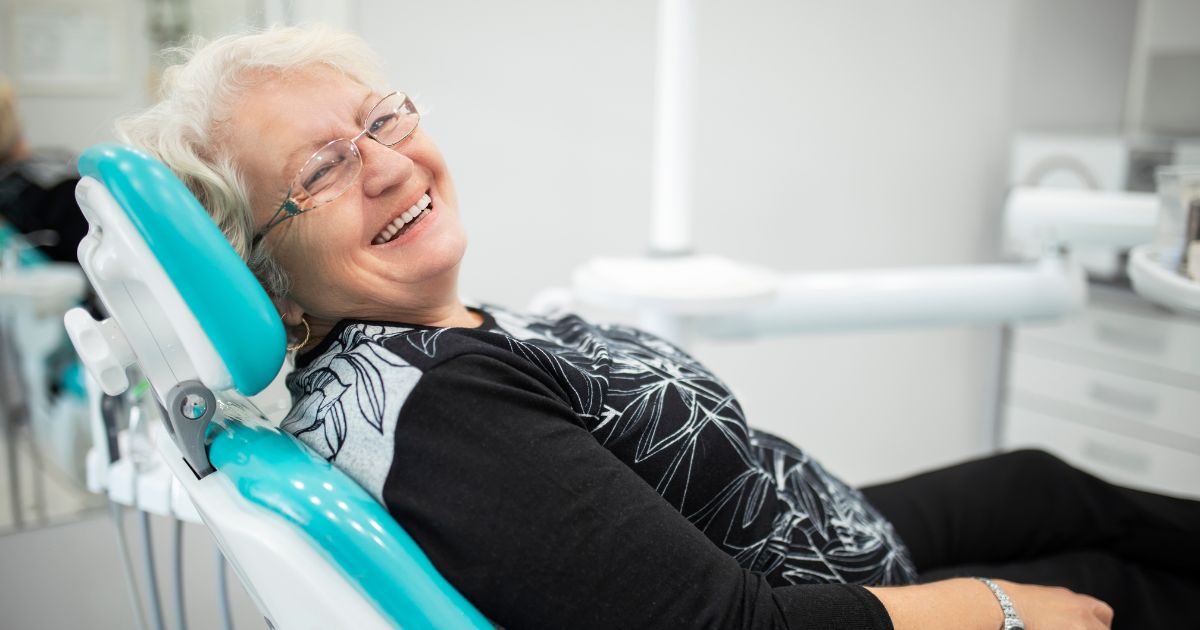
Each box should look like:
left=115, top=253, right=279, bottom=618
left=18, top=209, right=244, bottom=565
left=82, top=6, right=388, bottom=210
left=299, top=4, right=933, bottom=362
left=281, top=324, right=421, bottom=502
left=479, top=307, right=915, bottom=586
left=283, top=325, right=411, bottom=456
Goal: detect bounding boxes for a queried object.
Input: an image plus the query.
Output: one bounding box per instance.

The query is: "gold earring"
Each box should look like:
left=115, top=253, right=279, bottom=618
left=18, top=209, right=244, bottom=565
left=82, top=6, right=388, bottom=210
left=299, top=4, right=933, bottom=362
left=286, top=316, right=311, bottom=352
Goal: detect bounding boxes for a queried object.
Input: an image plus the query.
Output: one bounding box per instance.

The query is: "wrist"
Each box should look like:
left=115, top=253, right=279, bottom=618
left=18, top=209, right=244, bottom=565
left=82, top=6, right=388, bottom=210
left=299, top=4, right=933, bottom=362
left=974, top=577, right=1025, bottom=630
left=865, top=578, right=1008, bottom=630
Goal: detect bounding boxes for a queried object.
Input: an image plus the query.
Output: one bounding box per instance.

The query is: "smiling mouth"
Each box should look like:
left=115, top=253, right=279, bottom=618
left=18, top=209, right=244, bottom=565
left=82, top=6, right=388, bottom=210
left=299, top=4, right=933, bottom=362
left=372, top=191, right=433, bottom=245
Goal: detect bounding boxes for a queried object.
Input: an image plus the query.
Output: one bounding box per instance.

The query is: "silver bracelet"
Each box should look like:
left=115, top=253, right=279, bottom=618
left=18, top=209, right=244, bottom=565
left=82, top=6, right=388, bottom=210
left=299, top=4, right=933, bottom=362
left=974, top=577, right=1025, bottom=630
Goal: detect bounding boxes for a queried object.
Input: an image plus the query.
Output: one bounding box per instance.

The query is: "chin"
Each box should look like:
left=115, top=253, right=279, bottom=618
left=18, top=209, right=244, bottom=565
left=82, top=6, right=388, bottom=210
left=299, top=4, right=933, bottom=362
left=412, top=224, right=468, bottom=275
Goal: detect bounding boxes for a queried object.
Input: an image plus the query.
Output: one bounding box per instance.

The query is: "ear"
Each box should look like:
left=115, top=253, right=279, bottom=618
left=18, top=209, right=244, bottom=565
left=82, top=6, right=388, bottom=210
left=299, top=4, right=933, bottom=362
left=274, top=295, right=305, bottom=327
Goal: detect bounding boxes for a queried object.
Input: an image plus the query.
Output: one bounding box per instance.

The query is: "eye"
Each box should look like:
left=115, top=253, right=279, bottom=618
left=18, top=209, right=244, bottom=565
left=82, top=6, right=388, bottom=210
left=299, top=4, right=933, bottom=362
left=369, top=111, right=398, bottom=135
left=302, top=156, right=345, bottom=191
left=302, top=166, right=330, bottom=189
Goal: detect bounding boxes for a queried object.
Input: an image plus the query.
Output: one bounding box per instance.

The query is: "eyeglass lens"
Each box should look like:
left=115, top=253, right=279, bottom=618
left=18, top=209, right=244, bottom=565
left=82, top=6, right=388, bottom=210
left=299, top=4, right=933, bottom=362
left=295, top=92, right=420, bottom=205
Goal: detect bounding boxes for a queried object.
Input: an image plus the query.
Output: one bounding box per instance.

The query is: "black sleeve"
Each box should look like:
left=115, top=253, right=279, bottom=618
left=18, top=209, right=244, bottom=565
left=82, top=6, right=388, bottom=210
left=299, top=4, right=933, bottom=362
left=381, top=352, right=894, bottom=630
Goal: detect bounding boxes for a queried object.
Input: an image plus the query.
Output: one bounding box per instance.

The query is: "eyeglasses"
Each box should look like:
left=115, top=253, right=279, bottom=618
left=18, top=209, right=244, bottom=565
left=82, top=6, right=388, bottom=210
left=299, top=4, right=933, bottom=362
left=251, top=91, right=420, bottom=246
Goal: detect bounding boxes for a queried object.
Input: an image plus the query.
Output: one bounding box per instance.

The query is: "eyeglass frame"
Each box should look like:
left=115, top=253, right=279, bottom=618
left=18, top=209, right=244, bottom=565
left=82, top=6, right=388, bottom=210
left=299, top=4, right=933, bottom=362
left=250, top=91, right=420, bottom=247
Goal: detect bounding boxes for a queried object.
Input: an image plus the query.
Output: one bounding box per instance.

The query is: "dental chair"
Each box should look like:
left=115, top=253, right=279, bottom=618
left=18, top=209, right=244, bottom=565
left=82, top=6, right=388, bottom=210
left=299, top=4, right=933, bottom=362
left=64, top=144, right=493, bottom=630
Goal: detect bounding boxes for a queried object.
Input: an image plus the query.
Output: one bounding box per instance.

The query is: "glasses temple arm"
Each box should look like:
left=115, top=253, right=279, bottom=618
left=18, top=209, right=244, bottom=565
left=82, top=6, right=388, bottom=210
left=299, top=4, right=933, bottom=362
left=251, top=196, right=304, bottom=247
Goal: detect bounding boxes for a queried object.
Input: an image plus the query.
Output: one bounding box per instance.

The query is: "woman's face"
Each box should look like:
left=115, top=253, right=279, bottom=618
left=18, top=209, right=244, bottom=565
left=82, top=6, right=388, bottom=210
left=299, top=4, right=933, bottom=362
left=223, top=65, right=467, bottom=326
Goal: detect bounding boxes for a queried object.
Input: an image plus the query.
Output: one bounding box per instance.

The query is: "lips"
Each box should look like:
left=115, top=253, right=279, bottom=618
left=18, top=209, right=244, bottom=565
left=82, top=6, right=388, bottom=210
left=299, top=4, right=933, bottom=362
left=372, top=190, right=433, bottom=245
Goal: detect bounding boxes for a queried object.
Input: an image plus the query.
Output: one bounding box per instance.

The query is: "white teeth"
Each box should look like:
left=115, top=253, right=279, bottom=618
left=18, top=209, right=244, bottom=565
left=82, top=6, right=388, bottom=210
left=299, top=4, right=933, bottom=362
left=373, top=220, right=401, bottom=245
left=373, top=192, right=433, bottom=245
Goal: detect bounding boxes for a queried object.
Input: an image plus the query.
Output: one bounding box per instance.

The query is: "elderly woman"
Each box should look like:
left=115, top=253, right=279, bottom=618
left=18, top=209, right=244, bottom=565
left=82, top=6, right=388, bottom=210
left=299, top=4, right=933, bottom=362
left=117, top=26, right=1198, bottom=630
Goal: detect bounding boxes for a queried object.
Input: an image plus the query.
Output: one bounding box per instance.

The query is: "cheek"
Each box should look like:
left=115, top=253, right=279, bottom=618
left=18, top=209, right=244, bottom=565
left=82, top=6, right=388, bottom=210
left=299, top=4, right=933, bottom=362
left=285, top=249, right=366, bottom=313
left=273, top=221, right=357, bottom=286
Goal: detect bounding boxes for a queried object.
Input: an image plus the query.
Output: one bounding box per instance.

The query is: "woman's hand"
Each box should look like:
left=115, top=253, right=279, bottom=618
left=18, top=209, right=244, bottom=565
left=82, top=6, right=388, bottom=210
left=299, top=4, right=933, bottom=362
left=997, top=579, right=1113, bottom=630
left=866, top=577, right=1113, bottom=630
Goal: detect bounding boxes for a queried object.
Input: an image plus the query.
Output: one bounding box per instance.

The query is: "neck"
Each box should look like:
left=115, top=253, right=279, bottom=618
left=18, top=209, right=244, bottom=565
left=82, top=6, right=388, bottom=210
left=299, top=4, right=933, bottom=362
left=299, top=269, right=482, bottom=349
left=395, top=298, right=481, bottom=328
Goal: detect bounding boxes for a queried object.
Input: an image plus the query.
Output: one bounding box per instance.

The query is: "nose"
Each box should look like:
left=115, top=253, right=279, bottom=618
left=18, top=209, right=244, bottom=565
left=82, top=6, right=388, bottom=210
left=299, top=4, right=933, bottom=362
left=357, top=138, right=414, bottom=199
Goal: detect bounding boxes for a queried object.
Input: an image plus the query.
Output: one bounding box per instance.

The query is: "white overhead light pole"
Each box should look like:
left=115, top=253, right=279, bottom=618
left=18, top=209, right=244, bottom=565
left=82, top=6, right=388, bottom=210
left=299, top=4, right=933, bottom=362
left=649, top=0, right=698, bottom=256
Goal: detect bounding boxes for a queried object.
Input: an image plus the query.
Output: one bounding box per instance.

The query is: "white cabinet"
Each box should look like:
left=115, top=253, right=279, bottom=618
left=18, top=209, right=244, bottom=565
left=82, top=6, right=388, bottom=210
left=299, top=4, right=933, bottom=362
left=1002, top=285, right=1200, bottom=499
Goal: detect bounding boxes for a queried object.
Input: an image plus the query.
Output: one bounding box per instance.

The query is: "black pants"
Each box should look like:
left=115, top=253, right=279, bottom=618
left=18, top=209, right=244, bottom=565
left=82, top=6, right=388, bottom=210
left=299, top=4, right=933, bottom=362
left=861, top=449, right=1200, bottom=630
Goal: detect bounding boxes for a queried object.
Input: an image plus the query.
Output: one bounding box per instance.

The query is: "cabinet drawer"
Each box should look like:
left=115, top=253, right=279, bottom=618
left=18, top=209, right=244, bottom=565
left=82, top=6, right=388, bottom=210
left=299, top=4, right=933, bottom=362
left=1009, top=352, right=1200, bottom=441
left=1003, top=406, right=1200, bottom=499
left=1016, top=307, right=1200, bottom=379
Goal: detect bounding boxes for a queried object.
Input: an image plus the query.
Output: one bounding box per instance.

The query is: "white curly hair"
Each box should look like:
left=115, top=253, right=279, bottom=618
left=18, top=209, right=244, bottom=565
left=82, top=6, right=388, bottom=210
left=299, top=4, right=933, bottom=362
left=115, top=25, right=387, bottom=298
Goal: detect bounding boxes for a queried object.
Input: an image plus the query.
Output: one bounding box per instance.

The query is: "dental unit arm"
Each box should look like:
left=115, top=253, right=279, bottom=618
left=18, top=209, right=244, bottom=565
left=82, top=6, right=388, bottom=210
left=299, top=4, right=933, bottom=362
left=63, top=144, right=493, bottom=630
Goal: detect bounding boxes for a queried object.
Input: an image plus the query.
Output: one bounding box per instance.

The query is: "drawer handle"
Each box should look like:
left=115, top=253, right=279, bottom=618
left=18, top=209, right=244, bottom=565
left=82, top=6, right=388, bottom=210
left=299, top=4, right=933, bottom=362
left=1092, top=322, right=1166, bottom=354
left=1087, top=382, right=1160, bottom=416
left=1081, top=439, right=1150, bottom=473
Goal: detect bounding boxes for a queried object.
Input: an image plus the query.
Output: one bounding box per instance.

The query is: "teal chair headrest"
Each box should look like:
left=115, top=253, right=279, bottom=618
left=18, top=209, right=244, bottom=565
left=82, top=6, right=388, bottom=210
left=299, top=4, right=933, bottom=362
left=77, top=143, right=285, bottom=396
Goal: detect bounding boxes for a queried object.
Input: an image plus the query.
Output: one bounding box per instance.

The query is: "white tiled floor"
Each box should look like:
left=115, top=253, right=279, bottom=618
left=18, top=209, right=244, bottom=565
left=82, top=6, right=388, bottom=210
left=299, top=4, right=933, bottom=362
left=0, top=510, right=263, bottom=629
